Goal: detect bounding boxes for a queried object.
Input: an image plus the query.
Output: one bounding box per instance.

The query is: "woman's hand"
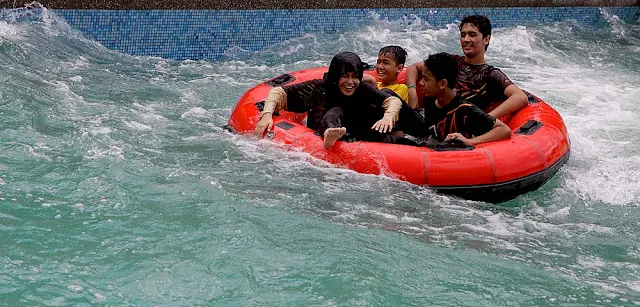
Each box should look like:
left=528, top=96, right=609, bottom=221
left=372, top=117, right=394, bottom=133
left=253, top=114, right=274, bottom=137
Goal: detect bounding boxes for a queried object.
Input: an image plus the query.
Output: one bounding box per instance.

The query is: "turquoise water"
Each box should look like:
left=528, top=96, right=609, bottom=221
left=1, top=8, right=640, bottom=306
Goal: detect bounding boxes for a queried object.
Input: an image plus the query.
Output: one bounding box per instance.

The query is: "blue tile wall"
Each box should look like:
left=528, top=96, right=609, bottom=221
left=32, top=7, right=640, bottom=59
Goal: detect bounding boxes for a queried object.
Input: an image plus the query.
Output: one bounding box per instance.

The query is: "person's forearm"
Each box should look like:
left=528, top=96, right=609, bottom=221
left=405, top=62, right=422, bottom=86
left=362, top=74, right=377, bottom=86
left=488, top=88, right=527, bottom=118
left=469, top=125, right=511, bottom=146
left=260, top=87, right=288, bottom=117
left=405, top=62, right=423, bottom=109
left=407, top=88, right=419, bottom=109
left=381, top=97, right=402, bottom=122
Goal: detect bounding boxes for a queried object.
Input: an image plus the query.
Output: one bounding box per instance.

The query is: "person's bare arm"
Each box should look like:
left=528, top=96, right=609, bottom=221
left=445, top=119, right=511, bottom=146
left=253, top=87, right=288, bottom=137
left=487, top=84, right=528, bottom=118
left=405, top=62, right=425, bottom=109
left=362, top=74, right=377, bottom=86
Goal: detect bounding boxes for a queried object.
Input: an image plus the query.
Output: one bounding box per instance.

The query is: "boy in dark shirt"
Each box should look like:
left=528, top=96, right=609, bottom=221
left=419, top=53, right=511, bottom=146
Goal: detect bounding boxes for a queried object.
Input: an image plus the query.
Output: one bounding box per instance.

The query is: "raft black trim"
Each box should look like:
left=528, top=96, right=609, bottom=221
left=223, top=124, right=236, bottom=133
left=255, top=101, right=279, bottom=115
left=434, top=150, right=570, bottom=203
left=266, top=74, right=295, bottom=87
left=275, top=122, right=295, bottom=130
left=515, top=120, right=543, bottom=135
left=428, top=140, right=475, bottom=151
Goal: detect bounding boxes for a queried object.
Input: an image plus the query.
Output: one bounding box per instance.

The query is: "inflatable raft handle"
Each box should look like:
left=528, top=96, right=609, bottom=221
left=222, top=125, right=236, bottom=133
left=525, top=91, right=540, bottom=104
left=515, top=120, right=543, bottom=135
left=255, top=101, right=279, bottom=115
left=266, top=74, right=296, bottom=87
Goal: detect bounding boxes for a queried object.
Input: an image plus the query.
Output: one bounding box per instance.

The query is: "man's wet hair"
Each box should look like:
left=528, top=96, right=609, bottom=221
left=424, top=53, right=458, bottom=89
left=378, top=45, right=407, bottom=65
left=460, top=15, right=492, bottom=50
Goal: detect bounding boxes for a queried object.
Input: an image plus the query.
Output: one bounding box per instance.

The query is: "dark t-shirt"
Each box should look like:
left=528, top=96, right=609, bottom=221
left=282, top=79, right=391, bottom=130
left=451, top=54, right=513, bottom=111
left=422, top=95, right=496, bottom=142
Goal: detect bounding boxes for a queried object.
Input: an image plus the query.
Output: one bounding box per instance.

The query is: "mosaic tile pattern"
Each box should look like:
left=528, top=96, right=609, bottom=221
left=4, top=0, right=640, bottom=10
left=47, top=7, right=640, bottom=60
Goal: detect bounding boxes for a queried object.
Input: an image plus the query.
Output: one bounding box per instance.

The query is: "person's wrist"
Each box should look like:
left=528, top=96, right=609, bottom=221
left=407, top=84, right=417, bottom=89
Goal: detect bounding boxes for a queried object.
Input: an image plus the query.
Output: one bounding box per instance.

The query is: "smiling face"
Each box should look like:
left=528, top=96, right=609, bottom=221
left=338, top=72, right=360, bottom=96
left=376, top=53, right=403, bottom=85
left=460, top=23, right=490, bottom=58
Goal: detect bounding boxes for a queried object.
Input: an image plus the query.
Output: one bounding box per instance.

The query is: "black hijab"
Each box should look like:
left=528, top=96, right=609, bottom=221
left=324, top=52, right=365, bottom=104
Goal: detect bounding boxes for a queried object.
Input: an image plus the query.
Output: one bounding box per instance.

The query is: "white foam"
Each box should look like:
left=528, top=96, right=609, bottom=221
left=68, top=75, right=83, bottom=82
left=0, top=21, right=22, bottom=41
left=627, top=280, right=640, bottom=292
left=566, top=223, right=614, bottom=234
left=600, top=8, right=627, bottom=38
left=181, top=107, right=210, bottom=119
left=124, top=121, right=152, bottom=131
left=547, top=206, right=571, bottom=219
left=89, top=127, right=111, bottom=135
left=277, top=44, right=306, bottom=57
left=93, top=292, right=105, bottom=301
left=85, top=144, right=124, bottom=160
left=577, top=255, right=607, bottom=269
left=399, top=215, right=422, bottom=223
left=41, top=80, right=85, bottom=112
left=462, top=213, right=516, bottom=237
left=371, top=211, right=400, bottom=220
left=65, top=57, right=91, bottom=71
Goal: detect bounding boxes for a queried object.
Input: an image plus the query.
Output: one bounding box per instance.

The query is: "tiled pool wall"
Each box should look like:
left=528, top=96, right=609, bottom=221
left=2, top=2, right=639, bottom=60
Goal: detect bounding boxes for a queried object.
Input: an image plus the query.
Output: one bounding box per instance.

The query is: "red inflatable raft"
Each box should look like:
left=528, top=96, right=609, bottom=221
left=227, top=67, right=570, bottom=203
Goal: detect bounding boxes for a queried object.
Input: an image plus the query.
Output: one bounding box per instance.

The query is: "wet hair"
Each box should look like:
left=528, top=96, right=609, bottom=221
left=378, top=45, right=407, bottom=66
left=424, top=53, right=458, bottom=89
left=460, top=15, right=492, bottom=50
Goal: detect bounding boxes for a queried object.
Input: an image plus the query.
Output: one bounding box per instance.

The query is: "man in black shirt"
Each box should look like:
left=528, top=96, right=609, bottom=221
left=418, top=53, right=511, bottom=146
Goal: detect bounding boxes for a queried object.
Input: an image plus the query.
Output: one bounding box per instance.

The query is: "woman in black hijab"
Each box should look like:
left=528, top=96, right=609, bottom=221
left=254, top=52, right=402, bottom=148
